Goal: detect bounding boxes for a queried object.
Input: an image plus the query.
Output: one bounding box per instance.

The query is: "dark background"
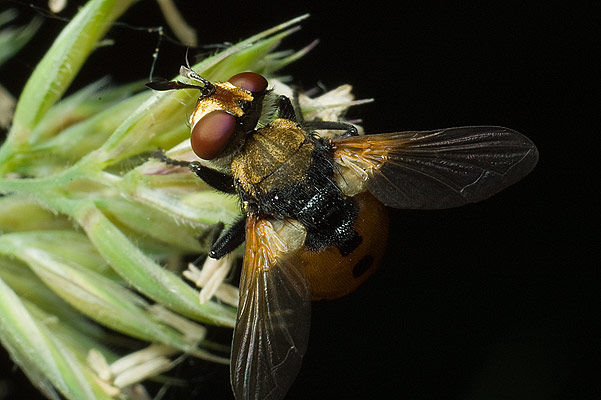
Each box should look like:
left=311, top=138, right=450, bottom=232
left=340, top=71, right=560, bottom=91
left=1, top=1, right=598, bottom=399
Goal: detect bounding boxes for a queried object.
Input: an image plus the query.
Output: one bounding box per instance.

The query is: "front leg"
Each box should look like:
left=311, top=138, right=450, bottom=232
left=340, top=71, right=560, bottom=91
left=188, top=161, right=236, bottom=194
left=150, top=149, right=190, bottom=167
left=150, top=150, right=237, bottom=194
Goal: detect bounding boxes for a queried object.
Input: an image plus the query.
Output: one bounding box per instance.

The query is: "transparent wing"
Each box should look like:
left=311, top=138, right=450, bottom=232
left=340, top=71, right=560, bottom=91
left=333, top=126, right=538, bottom=209
left=231, top=216, right=311, bottom=400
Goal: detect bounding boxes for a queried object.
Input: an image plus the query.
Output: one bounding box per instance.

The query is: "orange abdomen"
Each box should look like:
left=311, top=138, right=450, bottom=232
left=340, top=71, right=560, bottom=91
left=298, top=192, right=389, bottom=300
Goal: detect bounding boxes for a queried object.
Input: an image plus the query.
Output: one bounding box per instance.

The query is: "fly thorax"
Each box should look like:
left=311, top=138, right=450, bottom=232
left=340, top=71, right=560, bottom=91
left=231, top=118, right=315, bottom=199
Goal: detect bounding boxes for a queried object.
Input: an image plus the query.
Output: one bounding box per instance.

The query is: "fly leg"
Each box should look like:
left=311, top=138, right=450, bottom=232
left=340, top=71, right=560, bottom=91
left=188, top=161, right=236, bottom=194
left=209, top=215, right=247, bottom=259
left=150, top=149, right=236, bottom=194
left=302, top=120, right=358, bottom=137
left=150, top=149, right=190, bottom=167
left=276, top=95, right=299, bottom=122
left=196, top=215, right=247, bottom=261
left=197, top=221, right=225, bottom=249
left=275, top=92, right=358, bottom=137
left=275, top=91, right=303, bottom=123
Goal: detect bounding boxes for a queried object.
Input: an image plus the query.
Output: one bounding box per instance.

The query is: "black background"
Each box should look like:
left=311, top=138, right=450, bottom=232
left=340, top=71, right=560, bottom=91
left=0, top=1, right=598, bottom=399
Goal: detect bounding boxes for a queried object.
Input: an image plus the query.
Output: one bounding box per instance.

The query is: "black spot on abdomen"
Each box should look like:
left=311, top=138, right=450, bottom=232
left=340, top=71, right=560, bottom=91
left=352, top=254, right=374, bottom=278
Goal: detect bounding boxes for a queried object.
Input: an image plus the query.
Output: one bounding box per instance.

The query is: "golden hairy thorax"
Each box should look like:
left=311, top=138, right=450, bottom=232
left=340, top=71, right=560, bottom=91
left=231, top=118, right=315, bottom=197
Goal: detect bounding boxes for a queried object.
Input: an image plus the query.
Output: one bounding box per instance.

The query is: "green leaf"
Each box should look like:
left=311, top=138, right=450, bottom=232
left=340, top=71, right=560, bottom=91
left=77, top=204, right=237, bottom=327
left=0, top=10, right=41, bottom=66
left=0, top=278, right=114, bottom=399
left=6, top=0, right=138, bottom=151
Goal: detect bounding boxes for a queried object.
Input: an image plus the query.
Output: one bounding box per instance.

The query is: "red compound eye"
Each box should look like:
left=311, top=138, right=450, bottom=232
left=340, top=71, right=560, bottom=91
left=228, top=72, right=268, bottom=93
left=190, top=110, right=236, bottom=160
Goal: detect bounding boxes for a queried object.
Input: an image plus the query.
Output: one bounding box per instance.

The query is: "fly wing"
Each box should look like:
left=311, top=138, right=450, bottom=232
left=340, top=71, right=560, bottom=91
left=332, top=126, right=538, bottom=209
left=231, top=216, right=311, bottom=400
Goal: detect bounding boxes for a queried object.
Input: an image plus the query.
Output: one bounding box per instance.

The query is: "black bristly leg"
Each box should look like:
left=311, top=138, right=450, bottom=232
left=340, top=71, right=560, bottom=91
left=276, top=95, right=298, bottom=122
left=151, top=150, right=241, bottom=258
left=197, top=221, right=225, bottom=248
left=291, top=90, right=303, bottom=123
left=209, top=215, right=247, bottom=259
left=276, top=92, right=303, bottom=123
left=188, top=161, right=236, bottom=194
left=302, top=120, right=358, bottom=137
left=192, top=221, right=226, bottom=265
left=274, top=93, right=358, bottom=137
left=150, top=149, right=190, bottom=167
left=151, top=149, right=236, bottom=194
